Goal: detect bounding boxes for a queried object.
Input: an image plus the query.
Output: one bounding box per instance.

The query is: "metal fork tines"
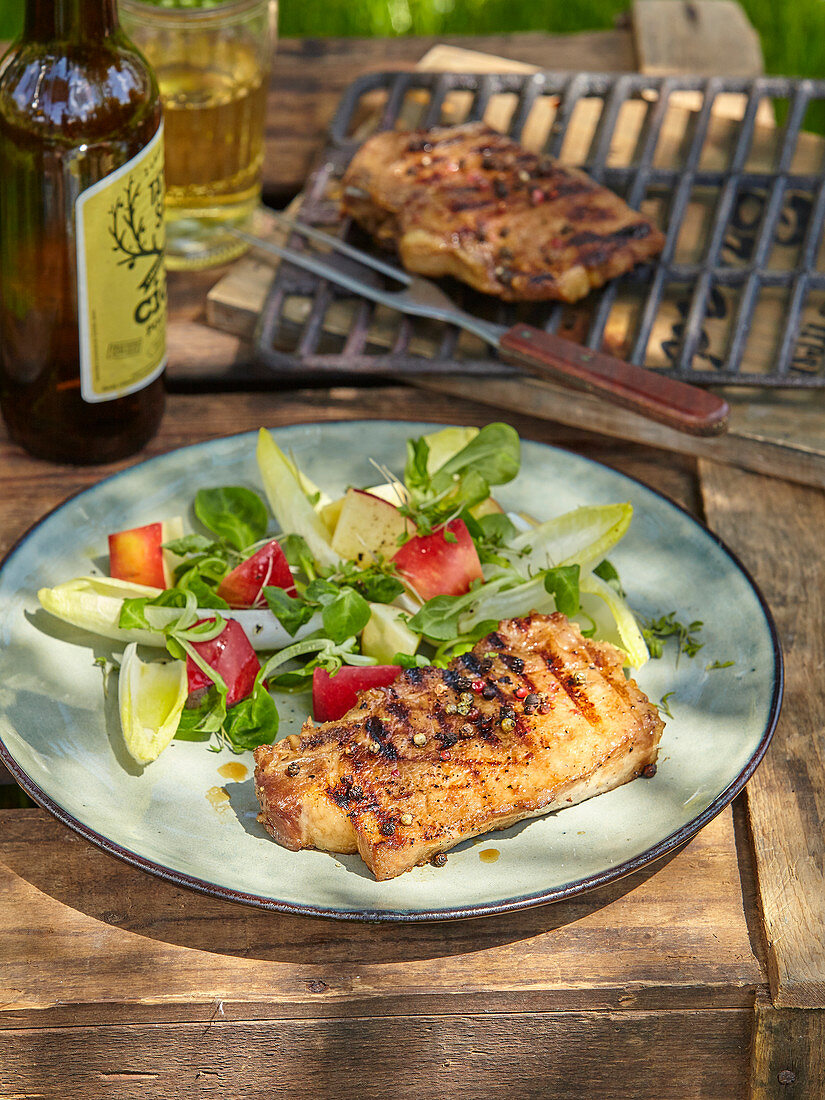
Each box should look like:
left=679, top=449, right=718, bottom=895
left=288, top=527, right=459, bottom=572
left=232, top=213, right=729, bottom=436
left=231, top=215, right=509, bottom=350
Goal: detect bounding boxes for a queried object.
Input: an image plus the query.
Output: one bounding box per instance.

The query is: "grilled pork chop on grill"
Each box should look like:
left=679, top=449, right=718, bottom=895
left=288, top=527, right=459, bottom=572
left=340, top=122, right=666, bottom=304
left=254, top=612, right=664, bottom=880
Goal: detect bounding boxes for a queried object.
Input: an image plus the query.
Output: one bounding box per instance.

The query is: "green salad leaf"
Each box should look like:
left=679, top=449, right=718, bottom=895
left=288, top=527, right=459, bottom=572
left=543, top=564, right=580, bottom=618
left=263, top=586, right=316, bottom=637
left=430, top=422, right=520, bottom=494
left=321, top=586, right=371, bottom=643
left=223, top=683, right=280, bottom=750
left=401, top=422, right=520, bottom=531
left=194, top=486, right=269, bottom=552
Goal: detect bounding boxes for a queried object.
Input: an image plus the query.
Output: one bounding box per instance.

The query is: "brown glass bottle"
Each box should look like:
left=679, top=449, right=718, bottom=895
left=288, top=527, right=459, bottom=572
left=0, top=0, right=166, bottom=465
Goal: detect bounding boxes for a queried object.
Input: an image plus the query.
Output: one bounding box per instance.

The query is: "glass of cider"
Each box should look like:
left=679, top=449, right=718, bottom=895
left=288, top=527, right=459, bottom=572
left=121, top=0, right=278, bottom=270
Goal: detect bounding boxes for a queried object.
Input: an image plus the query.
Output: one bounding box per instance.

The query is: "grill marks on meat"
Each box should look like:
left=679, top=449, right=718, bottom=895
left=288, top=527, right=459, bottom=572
left=253, top=612, right=665, bottom=880
left=340, top=123, right=666, bottom=303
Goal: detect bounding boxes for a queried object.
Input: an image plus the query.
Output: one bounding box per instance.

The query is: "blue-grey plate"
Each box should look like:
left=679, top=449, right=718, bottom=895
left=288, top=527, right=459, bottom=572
left=0, top=421, right=782, bottom=921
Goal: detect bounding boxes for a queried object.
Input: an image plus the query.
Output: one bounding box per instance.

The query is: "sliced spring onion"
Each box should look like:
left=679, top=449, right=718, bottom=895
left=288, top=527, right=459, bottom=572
left=38, top=575, right=322, bottom=651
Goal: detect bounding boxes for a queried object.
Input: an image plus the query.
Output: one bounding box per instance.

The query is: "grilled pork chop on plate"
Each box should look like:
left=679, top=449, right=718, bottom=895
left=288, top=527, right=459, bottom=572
left=340, top=122, right=665, bottom=304
left=254, top=612, right=664, bottom=880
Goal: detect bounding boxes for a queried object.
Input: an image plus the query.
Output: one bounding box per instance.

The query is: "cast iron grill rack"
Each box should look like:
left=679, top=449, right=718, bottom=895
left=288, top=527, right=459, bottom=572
left=257, top=69, right=825, bottom=387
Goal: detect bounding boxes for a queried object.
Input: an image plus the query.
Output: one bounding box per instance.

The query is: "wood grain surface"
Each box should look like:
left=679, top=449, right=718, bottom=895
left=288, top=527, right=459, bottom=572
left=2, top=14, right=824, bottom=1098
left=750, top=1003, right=825, bottom=1099
left=0, top=389, right=763, bottom=1100
left=632, top=0, right=764, bottom=77
left=0, top=806, right=761, bottom=1024
left=699, top=461, right=825, bottom=1010
left=497, top=324, right=730, bottom=436
left=0, top=1012, right=753, bottom=1100
left=264, top=32, right=637, bottom=205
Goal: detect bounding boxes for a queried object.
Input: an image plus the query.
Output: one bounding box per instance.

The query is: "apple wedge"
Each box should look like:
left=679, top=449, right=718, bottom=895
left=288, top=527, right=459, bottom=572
left=470, top=497, right=504, bottom=519
left=361, top=602, right=419, bottom=663
left=108, top=517, right=184, bottom=588
left=392, top=517, right=483, bottom=602
left=312, top=665, right=402, bottom=723
left=330, top=488, right=410, bottom=566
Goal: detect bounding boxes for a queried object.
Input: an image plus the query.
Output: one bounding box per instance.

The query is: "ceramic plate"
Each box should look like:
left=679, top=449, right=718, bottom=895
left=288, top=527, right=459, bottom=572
left=0, top=421, right=782, bottom=921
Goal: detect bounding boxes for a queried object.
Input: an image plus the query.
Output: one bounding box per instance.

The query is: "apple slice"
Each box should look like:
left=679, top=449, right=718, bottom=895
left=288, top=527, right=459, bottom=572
left=186, top=618, right=260, bottom=708
left=422, top=425, right=479, bottom=473
left=361, top=602, right=419, bottom=663
left=330, top=488, right=410, bottom=566
left=363, top=481, right=409, bottom=507
left=392, top=517, right=483, bottom=602
left=319, top=495, right=346, bottom=536
left=312, top=665, right=401, bottom=722
left=216, top=539, right=295, bottom=608
left=470, top=497, right=504, bottom=519
left=108, top=517, right=184, bottom=588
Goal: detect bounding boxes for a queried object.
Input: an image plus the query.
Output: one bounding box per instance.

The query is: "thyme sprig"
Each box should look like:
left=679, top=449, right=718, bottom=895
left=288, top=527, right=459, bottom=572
left=639, top=611, right=704, bottom=662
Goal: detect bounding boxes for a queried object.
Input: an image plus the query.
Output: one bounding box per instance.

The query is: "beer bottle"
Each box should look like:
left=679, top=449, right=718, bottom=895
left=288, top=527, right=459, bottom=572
left=0, top=0, right=166, bottom=465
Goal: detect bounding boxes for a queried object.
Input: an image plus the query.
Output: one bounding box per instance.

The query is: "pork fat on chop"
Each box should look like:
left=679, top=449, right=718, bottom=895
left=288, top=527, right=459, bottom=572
left=341, top=122, right=665, bottom=303
left=254, top=612, right=664, bottom=880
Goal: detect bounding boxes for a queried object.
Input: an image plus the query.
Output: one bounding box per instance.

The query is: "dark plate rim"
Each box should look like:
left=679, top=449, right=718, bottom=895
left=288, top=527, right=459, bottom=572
left=0, top=420, right=784, bottom=922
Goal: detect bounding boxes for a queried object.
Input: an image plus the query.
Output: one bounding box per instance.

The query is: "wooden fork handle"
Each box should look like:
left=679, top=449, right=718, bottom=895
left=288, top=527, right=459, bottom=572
left=498, top=325, right=729, bottom=437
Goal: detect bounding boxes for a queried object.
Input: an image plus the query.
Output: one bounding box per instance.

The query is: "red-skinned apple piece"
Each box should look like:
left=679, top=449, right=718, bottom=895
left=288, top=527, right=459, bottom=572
left=186, top=619, right=260, bottom=707
left=312, top=665, right=401, bottom=722
left=108, top=519, right=183, bottom=588
left=109, top=523, right=166, bottom=588
left=216, top=539, right=295, bottom=608
left=391, top=518, right=483, bottom=602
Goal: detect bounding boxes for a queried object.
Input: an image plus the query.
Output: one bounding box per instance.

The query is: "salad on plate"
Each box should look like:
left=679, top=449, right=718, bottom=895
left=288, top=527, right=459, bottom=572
left=37, top=422, right=657, bottom=768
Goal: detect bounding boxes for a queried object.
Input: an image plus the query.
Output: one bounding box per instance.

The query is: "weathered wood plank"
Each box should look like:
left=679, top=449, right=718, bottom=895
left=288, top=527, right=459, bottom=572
left=0, top=389, right=700, bottom=560
left=750, top=1003, right=825, bottom=1098
left=264, top=33, right=637, bottom=205
left=184, top=287, right=825, bottom=491
left=413, top=377, right=825, bottom=492
left=633, top=0, right=763, bottom=77
left=0, top=1009, right=753, bottom=1100
left=699, top=461, right=825, bottom=1009
left=0, top=804, right=762, bottom=1025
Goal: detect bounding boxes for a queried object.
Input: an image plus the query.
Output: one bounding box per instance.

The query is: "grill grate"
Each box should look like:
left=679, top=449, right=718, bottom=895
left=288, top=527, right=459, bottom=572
left=257, top=70, right=825, bottom=387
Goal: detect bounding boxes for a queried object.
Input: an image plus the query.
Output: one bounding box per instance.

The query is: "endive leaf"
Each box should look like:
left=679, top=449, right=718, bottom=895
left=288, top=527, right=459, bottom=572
left=256, top=428, right=338, bottom=569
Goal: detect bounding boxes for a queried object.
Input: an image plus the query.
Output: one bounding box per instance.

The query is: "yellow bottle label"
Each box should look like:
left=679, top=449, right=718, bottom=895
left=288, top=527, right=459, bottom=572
left=76, top=124, right=167, bottom=403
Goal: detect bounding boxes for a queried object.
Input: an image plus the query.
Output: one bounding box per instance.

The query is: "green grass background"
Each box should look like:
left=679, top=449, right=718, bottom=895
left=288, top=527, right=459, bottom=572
left=0, top=0, right=822, bottom=89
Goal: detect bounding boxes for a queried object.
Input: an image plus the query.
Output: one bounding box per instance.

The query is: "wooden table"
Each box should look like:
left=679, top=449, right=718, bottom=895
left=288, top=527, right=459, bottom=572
left=2, top=10, right=824, bottom=1099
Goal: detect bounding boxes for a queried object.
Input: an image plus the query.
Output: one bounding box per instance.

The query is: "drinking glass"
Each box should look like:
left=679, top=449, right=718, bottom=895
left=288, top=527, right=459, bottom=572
left=121, top=0, right=278, bottom=269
